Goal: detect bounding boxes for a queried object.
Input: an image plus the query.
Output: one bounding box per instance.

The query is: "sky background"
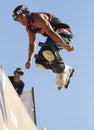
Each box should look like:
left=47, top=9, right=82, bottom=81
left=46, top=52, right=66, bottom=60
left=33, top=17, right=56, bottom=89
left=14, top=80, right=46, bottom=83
left=0, top=0, right=94, bottom=130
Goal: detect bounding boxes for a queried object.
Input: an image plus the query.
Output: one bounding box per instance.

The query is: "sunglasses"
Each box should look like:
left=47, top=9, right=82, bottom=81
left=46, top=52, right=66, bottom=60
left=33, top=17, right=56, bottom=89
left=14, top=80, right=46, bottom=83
left=17, top=72, right=24, bottom=75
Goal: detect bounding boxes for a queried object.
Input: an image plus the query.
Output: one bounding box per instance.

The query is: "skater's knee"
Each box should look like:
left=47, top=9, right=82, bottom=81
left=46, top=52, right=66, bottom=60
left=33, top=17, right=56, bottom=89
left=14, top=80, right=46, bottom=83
left=52, top=63, right=65, bottom=73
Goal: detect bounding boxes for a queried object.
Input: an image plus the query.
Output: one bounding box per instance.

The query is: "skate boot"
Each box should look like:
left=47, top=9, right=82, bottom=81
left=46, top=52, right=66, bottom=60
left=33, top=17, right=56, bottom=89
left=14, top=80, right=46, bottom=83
left=56, top=73, right=64, bottom=90
left=42, top=50, right=56, bottom=61
left=56, top=65, right=74, bottom=90
left=62, top=65, right=74, bottom=89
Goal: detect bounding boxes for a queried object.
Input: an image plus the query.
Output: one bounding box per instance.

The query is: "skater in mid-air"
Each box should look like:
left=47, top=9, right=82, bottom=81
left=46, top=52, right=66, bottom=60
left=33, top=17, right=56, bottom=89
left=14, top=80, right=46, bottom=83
left=12, top=5, right=74, bottom=90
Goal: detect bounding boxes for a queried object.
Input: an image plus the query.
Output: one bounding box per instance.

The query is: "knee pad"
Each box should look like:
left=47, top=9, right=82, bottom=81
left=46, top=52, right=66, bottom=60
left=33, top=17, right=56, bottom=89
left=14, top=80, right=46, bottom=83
left=42, top=50, right=56, bottom=62
left=40, top=47, right=62, bottom=63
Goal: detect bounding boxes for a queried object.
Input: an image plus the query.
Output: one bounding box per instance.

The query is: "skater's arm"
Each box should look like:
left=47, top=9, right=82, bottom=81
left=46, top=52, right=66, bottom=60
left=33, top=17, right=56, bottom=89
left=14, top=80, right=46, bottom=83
left=61, top=43, right=74, bottom=52
left=25, top=27, right=36, bottom=69
left=28, top=41, right=36, bottom=61
left=34, top=13, right=74, bottom=51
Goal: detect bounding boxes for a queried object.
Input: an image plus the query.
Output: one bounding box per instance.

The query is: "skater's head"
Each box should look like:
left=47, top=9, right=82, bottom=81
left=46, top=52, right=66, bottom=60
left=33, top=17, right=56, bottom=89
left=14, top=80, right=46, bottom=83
left=12, top=5, right=30, bottom=26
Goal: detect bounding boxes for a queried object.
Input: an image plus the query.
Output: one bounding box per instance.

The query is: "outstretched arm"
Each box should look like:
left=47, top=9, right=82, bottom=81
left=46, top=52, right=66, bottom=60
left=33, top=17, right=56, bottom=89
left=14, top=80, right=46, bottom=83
left=25, top=27, right=36, bottom=69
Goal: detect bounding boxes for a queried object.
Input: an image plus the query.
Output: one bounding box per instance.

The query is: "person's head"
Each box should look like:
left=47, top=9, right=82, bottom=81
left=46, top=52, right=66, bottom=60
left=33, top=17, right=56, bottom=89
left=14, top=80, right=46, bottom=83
left=12, top=5, right=30, bottom=26
left=14, top=67, right=24, bottom=79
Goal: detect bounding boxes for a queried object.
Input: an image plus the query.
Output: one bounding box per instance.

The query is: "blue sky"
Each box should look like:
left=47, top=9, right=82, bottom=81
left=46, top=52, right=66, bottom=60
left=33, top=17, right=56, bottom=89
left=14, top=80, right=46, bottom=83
left=0, top=0, right=94, bottom=130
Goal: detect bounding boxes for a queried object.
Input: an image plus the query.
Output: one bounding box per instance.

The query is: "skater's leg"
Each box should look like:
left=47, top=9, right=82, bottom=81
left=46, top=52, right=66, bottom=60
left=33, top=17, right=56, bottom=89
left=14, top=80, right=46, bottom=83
left=35, top=56, right=52, bottom=70
left=56, top=64, right=74, bottom=90
left=61, top=64, right=74, bottom=88
left=41, top=38, right=62, bottom=62
left=51, top=61, right=65, bottom=73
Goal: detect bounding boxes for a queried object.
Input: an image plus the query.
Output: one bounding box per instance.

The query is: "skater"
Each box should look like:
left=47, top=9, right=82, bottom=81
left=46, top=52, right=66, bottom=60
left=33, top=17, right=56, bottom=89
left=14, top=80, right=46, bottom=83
left=12, top=5, right=74, bottom=90
left=9, top=68, right=25, bottom=96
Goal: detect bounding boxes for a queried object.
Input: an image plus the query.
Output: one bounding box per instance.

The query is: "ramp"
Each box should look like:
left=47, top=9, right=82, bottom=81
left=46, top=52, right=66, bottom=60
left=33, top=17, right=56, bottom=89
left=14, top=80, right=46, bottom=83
left=0, top=65, right=37, bottom=130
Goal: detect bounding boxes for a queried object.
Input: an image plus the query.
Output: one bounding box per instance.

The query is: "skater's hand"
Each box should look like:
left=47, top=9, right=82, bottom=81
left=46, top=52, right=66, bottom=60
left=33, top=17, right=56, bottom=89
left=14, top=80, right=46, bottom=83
left=25, top=60, right=31, bottom=69
left=64, top=44, right=74, bottom=52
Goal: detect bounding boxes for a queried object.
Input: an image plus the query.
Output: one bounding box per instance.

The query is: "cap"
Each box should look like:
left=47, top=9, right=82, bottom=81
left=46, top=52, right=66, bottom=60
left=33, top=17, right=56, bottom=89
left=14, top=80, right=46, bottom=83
left=14, top=68, right=24, bottom=75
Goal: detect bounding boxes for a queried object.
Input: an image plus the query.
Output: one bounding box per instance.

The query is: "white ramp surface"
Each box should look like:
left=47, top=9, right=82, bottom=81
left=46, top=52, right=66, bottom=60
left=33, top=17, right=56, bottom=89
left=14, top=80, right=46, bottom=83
left=0, top=66, right=37, bottom=130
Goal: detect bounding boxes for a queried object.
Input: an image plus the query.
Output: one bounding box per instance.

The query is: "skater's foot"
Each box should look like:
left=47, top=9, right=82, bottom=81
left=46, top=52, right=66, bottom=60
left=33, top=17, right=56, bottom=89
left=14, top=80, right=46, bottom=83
left=63, top=65, right=74, bottom=89
left=56, top=65, right=74, bottom=90
left=56, top=73, right=64, bottom=90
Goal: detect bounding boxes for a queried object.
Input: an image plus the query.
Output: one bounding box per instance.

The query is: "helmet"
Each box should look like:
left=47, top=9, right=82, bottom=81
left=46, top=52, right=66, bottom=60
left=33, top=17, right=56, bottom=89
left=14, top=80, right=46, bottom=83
left=12, top=5, right=30, bottom=21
